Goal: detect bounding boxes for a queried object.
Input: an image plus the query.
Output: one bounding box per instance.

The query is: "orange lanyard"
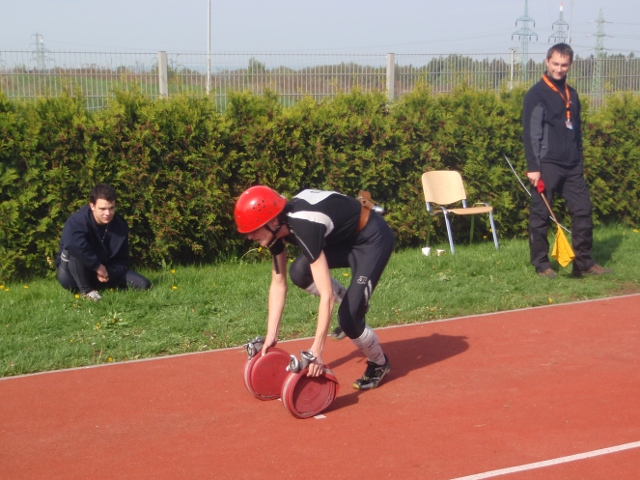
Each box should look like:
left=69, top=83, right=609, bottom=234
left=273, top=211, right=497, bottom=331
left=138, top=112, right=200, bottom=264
left=542, top=74, right=571, bottom=125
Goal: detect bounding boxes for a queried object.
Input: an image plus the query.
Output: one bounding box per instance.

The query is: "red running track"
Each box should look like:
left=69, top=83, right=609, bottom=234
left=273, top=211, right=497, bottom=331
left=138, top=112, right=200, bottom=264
left=1, top=294, right=639, bottom=480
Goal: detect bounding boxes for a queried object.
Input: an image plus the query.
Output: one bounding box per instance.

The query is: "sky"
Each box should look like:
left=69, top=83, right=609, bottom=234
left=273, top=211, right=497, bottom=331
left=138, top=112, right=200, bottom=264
left=2, top=0, right=639, bottom=57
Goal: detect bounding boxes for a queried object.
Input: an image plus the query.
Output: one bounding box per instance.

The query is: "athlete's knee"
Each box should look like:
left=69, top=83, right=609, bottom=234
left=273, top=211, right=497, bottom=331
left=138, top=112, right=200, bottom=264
left=337, top=303, right=366, bottom=339
left=289, top=256, right=313, bottom=289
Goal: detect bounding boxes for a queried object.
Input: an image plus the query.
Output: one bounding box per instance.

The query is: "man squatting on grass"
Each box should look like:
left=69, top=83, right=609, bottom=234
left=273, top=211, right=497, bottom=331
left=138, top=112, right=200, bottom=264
left=234, top=186, right=394, bottom=390
left=523, top=43, right=612, bottom=279
left=55, top=183, right=151, bottom=301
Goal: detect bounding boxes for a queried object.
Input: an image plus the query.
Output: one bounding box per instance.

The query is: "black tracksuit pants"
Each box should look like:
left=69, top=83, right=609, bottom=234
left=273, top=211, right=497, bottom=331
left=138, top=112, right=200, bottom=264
left=57, top=254, right=151, bottom=293
left=288, top=212, right=395, bottom=340
left=529, top=162, right=595, bottom=272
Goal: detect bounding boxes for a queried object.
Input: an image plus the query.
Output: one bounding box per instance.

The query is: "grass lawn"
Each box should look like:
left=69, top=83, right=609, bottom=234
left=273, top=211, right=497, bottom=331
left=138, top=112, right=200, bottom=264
left=1, top=224, right=638, bottom=377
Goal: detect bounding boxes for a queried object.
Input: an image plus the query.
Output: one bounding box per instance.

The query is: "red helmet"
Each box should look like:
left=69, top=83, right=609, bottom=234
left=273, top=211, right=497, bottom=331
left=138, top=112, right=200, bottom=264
left=234, top=186, right=287, bottom=233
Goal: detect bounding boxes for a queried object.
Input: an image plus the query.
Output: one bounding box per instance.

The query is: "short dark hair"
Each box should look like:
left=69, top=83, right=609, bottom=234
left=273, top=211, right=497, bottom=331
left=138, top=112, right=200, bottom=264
left=547, top=43, right=574, bottom=63
left=89, top=183, right=117, bottom=204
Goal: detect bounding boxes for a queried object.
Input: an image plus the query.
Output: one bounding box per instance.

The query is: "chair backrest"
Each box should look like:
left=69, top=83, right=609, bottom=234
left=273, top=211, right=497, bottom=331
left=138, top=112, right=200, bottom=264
left=421, top=171, right=467, bottom=206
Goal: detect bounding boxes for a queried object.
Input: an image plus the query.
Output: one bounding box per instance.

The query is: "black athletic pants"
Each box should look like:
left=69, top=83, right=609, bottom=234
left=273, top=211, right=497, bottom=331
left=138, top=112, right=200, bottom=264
left=289, top=212, right=395, bottom=339
left=529, top=162, right=595, bottom=272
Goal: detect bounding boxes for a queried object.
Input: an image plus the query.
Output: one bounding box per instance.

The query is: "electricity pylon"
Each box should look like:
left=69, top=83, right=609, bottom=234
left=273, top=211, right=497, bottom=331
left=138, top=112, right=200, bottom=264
left=549, top=3, right=570, bottom=44
left=591, top=9, right=608, bottom=103
left=30, top=33, right=52, bottom=71
left=512, top=0, right=538, bottom=82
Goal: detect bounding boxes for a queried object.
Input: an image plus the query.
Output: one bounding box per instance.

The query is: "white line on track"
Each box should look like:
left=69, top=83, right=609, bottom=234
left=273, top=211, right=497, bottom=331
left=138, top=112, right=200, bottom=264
left=450, top=441, right=640, bottom=479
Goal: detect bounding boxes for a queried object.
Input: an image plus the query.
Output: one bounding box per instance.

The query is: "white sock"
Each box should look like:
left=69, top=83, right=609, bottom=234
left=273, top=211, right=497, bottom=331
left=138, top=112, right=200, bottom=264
left=304, top=278, right=347, bottom=304
left=331, top=278, right=347, bottom=303
left=351, top=326, right=385, bottom=365
left=304, top=283, right=320, bottom=296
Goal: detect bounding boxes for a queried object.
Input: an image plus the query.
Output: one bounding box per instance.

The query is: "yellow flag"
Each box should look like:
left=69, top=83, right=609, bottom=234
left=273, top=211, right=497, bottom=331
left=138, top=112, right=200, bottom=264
left=551, top=227, right=575, bottom=267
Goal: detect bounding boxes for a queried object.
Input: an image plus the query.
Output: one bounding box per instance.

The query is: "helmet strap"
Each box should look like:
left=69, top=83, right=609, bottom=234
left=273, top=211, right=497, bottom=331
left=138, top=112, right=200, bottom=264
left=265, top=222, right=283, bottom=248
left=265, top=220, right=285, bottom=275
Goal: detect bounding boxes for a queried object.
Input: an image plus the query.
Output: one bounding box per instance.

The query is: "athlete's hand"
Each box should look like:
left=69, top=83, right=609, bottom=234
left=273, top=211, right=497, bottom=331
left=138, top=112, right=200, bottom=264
left=261, top=333, right=278, bottom=356
left=307, top=354, right=324, bottom=377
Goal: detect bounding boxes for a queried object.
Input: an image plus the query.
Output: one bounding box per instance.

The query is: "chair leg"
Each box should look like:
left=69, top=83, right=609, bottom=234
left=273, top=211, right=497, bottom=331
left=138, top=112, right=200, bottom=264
left=489, top=212, right=499, bottom=250
left=469, top=216, right=475, bottom=246
left=443, top=212, right=455, bottom=254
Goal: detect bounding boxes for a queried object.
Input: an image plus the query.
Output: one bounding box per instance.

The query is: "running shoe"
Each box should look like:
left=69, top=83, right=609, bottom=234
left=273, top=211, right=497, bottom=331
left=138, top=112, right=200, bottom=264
left=352, top=355, right=391, bottom=390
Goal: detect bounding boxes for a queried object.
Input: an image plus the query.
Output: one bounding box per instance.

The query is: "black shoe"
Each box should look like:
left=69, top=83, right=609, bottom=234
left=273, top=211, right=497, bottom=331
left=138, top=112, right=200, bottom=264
left=330, top=325, right=346, bottom=341
left=536, top=268, right=557, bottom=279
left=352, top=355, right=391, bottom=390
left=573, top=264, right=613, bottom=277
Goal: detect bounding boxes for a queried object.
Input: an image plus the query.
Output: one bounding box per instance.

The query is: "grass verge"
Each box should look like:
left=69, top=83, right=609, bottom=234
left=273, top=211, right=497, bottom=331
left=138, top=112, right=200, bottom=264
left=1, top=225, right=638, bottom=377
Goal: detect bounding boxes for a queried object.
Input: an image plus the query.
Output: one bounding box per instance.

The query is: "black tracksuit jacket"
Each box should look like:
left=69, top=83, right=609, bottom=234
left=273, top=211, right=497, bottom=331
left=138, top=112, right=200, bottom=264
left=56, top=205, right=130, bottom=281
left=522, top=73, right=583, bottom=172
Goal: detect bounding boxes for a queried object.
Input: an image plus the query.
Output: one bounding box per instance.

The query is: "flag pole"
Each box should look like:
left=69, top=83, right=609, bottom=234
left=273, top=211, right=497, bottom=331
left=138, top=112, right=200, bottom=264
left=502, top=154, right=572, bottom=234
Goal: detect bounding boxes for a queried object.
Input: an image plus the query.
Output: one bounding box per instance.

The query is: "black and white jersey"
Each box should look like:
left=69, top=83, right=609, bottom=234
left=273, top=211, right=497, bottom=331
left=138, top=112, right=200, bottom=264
left=269, top=189, right=361, bottom=263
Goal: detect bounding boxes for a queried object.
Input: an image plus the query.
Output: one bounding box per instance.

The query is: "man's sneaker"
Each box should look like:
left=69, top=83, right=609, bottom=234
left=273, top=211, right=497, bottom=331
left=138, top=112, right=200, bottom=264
left=536, top=268, right=557, bottom=279
left=353, top=355, right=391, bottom=390
left=573, top=264, right=613, bottom=277
left=330, top=325, right=346, bottom=340
left=82, top=290, right=102, bottom=302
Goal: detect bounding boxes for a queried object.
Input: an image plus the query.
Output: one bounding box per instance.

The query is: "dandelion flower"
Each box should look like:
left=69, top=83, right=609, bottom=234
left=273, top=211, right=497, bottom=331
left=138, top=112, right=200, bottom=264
left=108, top=357, right=114, bottom=362
left=0, top=285, right=4, bottom=290
left=170, top=269, right=176, bottom=274
left=172, top=285, right=178, bottom=290
left=634, top=229, right=639, bottom=233
left=23, top=285, right=29, bottom=289
left=343, top=273, right=349, bottom=277
left=548, top=298, right=553, bottom=304
left=257, top=247, right=263, bottom=253
left=74, top=294, right=80, bottom=299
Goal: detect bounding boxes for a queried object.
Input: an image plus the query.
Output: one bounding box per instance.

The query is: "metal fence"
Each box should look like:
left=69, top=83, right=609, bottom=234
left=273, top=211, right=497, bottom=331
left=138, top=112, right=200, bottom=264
left=1, top=50, right=639, bottom=110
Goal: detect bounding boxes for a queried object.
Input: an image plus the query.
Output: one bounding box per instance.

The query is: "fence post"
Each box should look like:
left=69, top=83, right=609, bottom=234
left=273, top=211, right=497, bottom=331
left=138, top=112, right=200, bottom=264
left=386, top=53, right=395, bottom=102
left=158, top=51, right=169, bottom=97
left=509, top=48, right=516, bottom=90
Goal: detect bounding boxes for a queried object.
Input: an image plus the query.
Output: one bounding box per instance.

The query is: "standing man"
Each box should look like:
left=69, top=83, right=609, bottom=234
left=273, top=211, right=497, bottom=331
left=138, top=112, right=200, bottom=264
left=522, top=43, right=612, bottom=279
left=56, top=183, right=151, bottom=301
left=234, top=186, right=394, bottom=390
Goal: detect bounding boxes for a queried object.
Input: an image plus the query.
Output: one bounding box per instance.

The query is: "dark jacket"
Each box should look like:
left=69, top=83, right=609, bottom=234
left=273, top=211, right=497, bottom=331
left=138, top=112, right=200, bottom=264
left=56, top=205, right=130, bottom=280
left=522, top=73, right=583, bottom=172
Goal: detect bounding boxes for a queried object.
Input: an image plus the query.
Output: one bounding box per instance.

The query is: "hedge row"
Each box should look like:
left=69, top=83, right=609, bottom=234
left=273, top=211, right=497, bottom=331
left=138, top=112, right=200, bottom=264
left=1, top=86, right=639, bottom=281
